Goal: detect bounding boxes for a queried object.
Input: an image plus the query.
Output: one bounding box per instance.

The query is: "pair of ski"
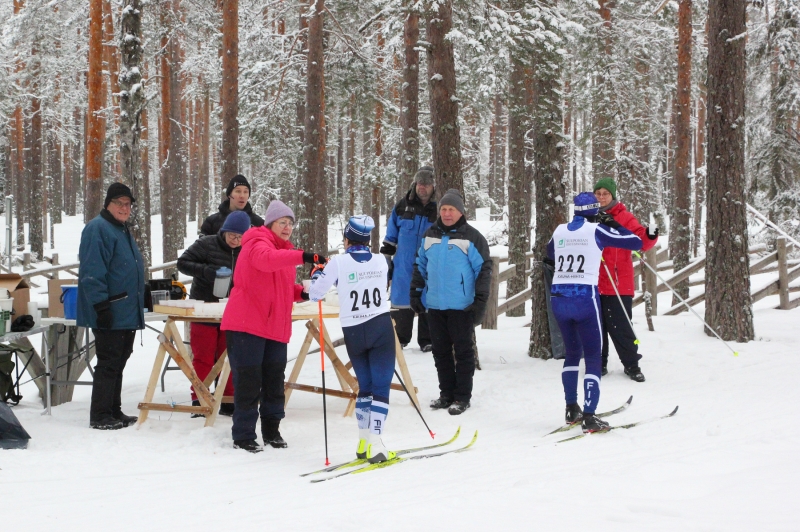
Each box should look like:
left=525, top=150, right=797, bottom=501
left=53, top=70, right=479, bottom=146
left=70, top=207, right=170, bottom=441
left=302, top=426, right=477, bottom=483
left=542, top=396, right=679, bottom=443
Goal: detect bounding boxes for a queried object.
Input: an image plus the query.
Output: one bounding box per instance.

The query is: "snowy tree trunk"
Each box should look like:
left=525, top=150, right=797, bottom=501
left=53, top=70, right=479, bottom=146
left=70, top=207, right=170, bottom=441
left=529, top=3, right=568, bottom=359
left=693, top=88, right=706, bottom=257
left=103, top=0, right=121, bottom=179
left=47, top=123, right=62, bottom=225
left=220, top=0, right=239, bottom=183
left=671, top=0, right=693, bottom=305
left=506, top=49, right=532, bottom=319
left=85, top=0, right=106, bottom=220
left=592, top=0, right=615, bottom=182
left=704, top=0, right=754, bottom=342
left=29, top=62, right=44, bottom=260
left=401, top=3, right=420, bottom=189
left=119, top=0, right=150, bottom=269
left=425, top=0, right=462, bottom=195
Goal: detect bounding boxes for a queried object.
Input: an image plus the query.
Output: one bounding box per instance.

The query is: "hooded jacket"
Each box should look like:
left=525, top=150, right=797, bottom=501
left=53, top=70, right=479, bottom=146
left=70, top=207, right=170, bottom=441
left=220, top=226, right=305, bottom=343
left=177, top=231, right=241, bottom=302
left=200, top=200, right=264, bottom=236
left=383, top=186, right=437, bottom=307
left=598, top=201, right=658, bottom=296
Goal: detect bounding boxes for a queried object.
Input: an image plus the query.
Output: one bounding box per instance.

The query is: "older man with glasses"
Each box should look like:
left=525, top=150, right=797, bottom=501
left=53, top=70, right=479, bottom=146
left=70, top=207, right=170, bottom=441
left=77, top=183, right=146, bottom=430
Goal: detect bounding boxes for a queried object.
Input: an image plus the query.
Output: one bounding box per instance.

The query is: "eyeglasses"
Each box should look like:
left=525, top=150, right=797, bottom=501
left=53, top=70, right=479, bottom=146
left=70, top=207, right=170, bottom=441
left=226, top=233, right=243, bottom=241
left=110, top=199, right=132, bottom=209
left=275, top=220, right=295, bottom=228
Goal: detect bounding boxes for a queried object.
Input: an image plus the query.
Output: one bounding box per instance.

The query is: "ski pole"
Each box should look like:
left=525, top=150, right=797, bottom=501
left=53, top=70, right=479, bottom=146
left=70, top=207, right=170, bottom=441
left=601, top=258, right=640, bottom=345
left=394, top=369, right=435, bottom=439
left=318, top=296, right=330, bottom=465
left=633, top=250, right=739, bottom=356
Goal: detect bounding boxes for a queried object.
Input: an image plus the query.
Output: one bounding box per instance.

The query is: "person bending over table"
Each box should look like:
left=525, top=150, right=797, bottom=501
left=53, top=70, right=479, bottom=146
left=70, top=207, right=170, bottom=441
left=177, top=209, right=250, bottom=417
left=309, top=215, right=397, bottom=464
left=220, top=200, right=327, bottom=453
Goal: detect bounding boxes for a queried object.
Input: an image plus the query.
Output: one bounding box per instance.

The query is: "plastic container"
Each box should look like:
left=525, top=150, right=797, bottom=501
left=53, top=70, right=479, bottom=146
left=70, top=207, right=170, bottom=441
left=213, top=267, right=233, bottom=299
left=151, top=290, right=170, bottom=306
left=60, top=285, right=79, bottom=320
left=0, top=298, right=11, bottom=336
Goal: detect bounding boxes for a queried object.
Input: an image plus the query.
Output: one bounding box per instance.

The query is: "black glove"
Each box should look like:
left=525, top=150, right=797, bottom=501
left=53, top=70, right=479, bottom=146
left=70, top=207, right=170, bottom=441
left=379, top=243, right=396, bottom=256
left=410, top=295, right=426, bottom=315
left=302, top=251, right=327, bottom=265
left=300, top=291, right=310, bottom=301
left=471, top=302, right=487, bottom=326
left=94, top=301, right=113, bottom=329
left=597, top=212, right=621, bottom=229
left=647, top=226, right=659, bottom=240
left=203, top=267, right=217, bottom=281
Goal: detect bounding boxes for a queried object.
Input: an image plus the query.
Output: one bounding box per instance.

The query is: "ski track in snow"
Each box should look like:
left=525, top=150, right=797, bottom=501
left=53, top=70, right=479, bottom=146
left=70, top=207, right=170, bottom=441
left=0, top=212, right=797, bottom=531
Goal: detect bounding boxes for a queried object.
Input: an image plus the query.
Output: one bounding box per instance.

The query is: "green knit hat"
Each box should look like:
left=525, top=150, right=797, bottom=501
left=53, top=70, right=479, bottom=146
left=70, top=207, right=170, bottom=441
left=593, top=177, right=617, bottom=200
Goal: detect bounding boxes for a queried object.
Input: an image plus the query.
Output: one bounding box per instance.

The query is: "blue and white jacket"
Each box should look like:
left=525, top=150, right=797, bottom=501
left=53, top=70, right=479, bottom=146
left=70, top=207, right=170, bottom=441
left=410, top=217, right=492, bottom=313
left=383, top=186, right=437, bottom=307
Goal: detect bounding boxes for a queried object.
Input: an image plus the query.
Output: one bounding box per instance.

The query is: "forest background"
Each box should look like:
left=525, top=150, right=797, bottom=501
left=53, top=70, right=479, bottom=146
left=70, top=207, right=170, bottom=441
left=1, top=0, right=799, bottom=349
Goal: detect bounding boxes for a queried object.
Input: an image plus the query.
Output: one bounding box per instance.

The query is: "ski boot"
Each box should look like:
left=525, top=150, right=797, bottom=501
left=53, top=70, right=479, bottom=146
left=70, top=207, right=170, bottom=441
left=565, top=403, right=583, bottom=425
left=356, top=428, right=369, bottom=459
left=582, top=413, right=611, bottom=433
left=366, top=434, right=397, bottom=464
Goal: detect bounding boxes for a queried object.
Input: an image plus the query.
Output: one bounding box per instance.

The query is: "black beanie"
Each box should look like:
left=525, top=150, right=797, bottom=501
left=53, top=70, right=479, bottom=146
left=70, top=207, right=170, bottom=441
left=104, top=182, right=136, bottom=209
left=226, top=175, right=251, bottom=197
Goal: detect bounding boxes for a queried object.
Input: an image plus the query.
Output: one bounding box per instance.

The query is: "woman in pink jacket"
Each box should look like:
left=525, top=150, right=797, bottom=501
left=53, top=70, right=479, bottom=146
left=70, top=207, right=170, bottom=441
left=221, top=200, right=326, bottom=453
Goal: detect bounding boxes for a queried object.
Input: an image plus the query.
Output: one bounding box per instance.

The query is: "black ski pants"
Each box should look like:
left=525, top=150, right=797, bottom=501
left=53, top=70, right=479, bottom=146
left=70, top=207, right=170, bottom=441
left=391, top=307, right=431, bottom=349
left=600, top=295, right=642, bottom=369
left=90, top=329, right=136, bottom=422
left=427, top=309, right=476, bottom=403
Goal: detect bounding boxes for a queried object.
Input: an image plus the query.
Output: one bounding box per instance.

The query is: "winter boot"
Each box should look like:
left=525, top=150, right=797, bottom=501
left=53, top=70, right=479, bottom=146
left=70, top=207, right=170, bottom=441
left=430, top=396, right=453, bottom=410
left=191, top=399, right=205, bottom=418
left=565, top=403, right=583, bottom=425
left=448, top=401, right=471, bottom=416
left=601, top=362, right=608, bottom=376
left=624, top=366, right=646, bottom=382
left=421, top=344, right=433, bottom=353
left=113, top=411, right=138, bottom=428
left=90, top=417, right=124, bottom=430
left=366, top=434, right=396, bottom=464
left=581, top=414, right=611, bottom=434
left=262, top=418, right=288, bottom=448
left=233, top=439, right=263, bottom=453
left=356, top=428, right=369, bottom=459
left=218, top=403, right=235, bottom=417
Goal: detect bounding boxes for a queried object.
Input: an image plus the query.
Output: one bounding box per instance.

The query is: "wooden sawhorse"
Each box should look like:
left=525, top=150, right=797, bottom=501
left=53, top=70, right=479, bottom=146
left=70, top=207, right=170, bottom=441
left=137, top=316, right=231, bottom=427
left=284, top=313, right=420, bottom=417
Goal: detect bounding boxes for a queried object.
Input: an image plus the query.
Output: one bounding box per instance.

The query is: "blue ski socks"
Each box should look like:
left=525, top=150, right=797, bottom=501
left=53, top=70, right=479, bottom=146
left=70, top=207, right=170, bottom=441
left=356, top=394, right=372, bottom=431
left=583, top=374, right=600, bottom=414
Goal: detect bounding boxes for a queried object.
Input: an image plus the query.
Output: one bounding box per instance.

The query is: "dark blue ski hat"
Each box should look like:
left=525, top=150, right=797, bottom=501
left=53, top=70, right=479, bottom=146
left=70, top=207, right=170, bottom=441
left=220, top=210, right=251, bottom=235
left=573, top=192, right=600, bottom=217
left=344, top=215, right=375, bottom=243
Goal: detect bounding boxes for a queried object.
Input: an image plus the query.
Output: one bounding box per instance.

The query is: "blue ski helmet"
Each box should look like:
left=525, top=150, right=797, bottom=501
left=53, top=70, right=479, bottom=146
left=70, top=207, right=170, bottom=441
left=573, top=192, right=600, bottom=217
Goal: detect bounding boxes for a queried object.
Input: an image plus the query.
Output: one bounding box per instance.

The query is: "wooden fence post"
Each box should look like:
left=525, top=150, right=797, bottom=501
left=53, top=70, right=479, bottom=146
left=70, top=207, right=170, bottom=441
left=644, top=247, right=658, bottom=315
left=482, top=257, right=500, bottom=330
left=52, top=253, right=59, bottom=279
left=777, top=237, right=789, bottom=310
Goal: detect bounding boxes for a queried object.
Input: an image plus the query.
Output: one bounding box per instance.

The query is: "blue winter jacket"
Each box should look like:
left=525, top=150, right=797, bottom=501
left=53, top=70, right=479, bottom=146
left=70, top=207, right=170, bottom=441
left=411, top=217, right=493, bottom=314
left=383, top=186, right=437, bottom=307
left=77, top=210, right=145, bottom=330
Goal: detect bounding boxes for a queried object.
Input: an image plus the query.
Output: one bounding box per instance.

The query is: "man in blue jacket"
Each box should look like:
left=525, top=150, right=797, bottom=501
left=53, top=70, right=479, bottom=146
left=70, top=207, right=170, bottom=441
left=410, top=189, right=492, bottom=415
left=77, top=183, right=145, bottom=430
left=381, top=166, right=437, bottom=351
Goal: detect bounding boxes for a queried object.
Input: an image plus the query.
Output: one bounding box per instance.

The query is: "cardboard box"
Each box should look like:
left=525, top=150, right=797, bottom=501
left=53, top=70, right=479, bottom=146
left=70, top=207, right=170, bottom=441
left=48, top=279, right=79, bottom=318
left=0, top=274, right=31, bottom=320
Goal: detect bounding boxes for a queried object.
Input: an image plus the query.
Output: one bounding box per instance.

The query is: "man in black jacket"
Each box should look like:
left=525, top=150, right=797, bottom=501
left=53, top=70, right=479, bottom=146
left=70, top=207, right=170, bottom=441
left=200, top=175, right=264, bottom=236
left=178, top=210, right=249, bottom=416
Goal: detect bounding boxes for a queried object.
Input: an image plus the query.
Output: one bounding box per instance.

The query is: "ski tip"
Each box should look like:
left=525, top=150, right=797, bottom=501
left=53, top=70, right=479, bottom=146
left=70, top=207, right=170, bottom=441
left=669, top=406, right=679, bottom=416
left=626, top=395, right=633, bottom=405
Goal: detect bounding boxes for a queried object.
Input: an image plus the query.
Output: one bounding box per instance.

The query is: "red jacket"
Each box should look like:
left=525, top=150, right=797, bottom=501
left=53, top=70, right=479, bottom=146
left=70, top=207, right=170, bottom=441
left=598, top=202, right=658, bottom=296
left=221, top=226, right=305, bottom=343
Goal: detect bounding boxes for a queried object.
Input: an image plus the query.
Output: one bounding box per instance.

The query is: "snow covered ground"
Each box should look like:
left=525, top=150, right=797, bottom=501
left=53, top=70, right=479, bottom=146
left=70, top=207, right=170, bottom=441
left=1, top=212, right=797, bottom=531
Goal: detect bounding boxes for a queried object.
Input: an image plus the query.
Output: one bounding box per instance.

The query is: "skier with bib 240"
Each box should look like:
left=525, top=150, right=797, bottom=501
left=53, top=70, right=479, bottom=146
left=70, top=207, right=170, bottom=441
left=547, top=192, right=642, bottom=433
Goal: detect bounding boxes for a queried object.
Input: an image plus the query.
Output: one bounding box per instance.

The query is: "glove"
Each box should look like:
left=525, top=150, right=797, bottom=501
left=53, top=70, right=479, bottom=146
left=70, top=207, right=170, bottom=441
left=647, top=226, right=659, bottom=240
left=203, top=267, right=217, bottom=281
left=300, top=291, right=310, bottom=301
left=471, top=302, right=487, bottom=326
left=410, top=295, right=426, bottom=315
left=597, top=212, right=621, bottom=229
left=379, top=243, right=396, bottom=256
left=302, top=251, right=327, bottom=265
left=94, top=301, right=113, bottom=329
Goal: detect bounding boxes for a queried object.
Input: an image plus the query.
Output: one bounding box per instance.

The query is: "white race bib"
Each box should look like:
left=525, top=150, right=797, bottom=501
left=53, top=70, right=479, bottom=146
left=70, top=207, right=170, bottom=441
left=551, top=222, right=603, bottom=286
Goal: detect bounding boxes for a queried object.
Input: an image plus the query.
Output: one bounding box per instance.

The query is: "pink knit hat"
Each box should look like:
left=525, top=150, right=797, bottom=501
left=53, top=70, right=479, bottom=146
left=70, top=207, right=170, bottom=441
left=264, top=200, right=295, bottom=227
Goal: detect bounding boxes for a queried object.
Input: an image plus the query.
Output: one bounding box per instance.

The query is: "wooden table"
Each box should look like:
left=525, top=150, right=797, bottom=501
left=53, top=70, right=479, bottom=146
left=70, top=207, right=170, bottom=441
left=285, top=302, right=420, bottom=417
left=137, top=315, right=231, bottom=427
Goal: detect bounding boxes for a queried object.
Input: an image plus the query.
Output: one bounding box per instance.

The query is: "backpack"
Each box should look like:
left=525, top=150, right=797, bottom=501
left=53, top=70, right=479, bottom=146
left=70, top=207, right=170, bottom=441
left=0, top=350, right=16, bottom=404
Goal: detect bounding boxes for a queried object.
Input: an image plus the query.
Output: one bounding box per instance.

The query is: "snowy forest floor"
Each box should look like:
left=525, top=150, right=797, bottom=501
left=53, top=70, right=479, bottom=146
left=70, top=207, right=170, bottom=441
left=0, top=212, right=797, bottom=531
